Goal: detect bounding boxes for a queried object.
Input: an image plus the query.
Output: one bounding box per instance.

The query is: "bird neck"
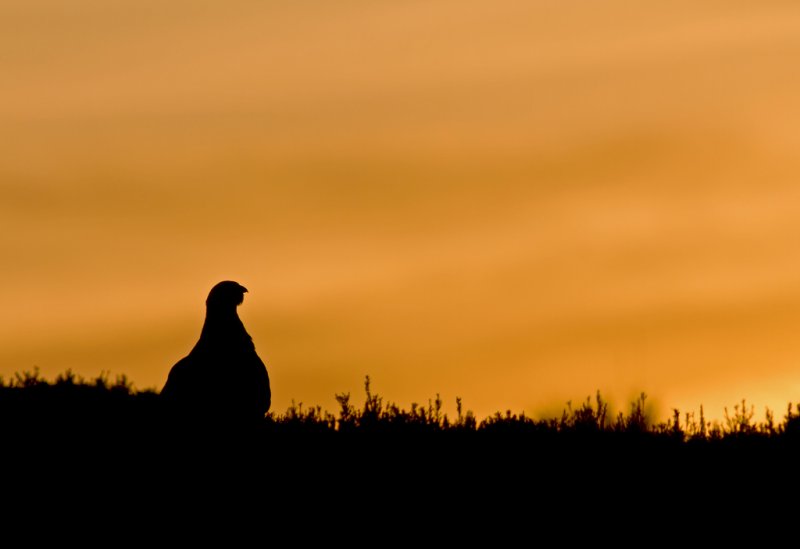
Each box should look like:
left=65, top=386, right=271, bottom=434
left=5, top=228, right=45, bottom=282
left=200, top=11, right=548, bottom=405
left=195, top=306, right=251, bottom=346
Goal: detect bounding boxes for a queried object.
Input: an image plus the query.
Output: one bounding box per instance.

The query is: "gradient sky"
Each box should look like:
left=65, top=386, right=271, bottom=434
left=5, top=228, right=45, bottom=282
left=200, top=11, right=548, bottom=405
left=4, top=1, right=800, bottom=421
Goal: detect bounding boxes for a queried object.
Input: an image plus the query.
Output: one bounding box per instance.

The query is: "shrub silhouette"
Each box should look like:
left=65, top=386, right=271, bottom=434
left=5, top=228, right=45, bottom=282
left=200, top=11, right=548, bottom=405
left=1, top=369, right=797, bottom=449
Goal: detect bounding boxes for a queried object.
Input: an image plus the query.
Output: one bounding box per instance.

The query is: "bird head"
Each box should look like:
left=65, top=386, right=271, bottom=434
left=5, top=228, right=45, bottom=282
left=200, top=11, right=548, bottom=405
left=206, top=281, right=248, bottom=311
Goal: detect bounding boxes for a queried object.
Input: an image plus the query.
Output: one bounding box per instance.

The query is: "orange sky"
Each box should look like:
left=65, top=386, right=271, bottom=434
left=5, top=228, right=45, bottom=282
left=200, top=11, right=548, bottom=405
left=3, top=1, right=800, bottom=421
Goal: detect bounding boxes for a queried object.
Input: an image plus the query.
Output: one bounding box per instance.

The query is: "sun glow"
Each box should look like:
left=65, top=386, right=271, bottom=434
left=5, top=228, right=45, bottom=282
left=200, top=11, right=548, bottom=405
left=3, top=1, right=800, bottom=421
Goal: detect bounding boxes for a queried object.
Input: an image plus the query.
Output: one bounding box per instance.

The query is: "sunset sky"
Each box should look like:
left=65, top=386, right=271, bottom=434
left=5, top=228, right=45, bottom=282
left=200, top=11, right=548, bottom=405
left=4, top=1, right=800, bottom=421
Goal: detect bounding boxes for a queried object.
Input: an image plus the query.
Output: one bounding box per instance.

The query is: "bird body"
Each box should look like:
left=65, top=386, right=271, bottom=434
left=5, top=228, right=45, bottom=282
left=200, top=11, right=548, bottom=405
left=161, top=281, right=271, bottom=425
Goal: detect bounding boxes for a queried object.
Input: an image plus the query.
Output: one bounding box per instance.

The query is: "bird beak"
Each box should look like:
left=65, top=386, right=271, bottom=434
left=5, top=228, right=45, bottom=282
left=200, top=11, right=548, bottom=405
left=242, top=286, right=249, bottom=293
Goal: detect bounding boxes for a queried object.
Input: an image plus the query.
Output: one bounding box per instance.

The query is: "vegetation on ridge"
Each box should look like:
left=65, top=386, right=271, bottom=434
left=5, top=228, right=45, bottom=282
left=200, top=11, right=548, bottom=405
left=2, top=368, right=799, bottom=443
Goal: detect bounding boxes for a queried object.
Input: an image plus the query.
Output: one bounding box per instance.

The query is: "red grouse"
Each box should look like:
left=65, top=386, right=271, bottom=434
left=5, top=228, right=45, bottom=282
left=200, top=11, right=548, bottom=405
left=161, top=281, right=271, bottom=424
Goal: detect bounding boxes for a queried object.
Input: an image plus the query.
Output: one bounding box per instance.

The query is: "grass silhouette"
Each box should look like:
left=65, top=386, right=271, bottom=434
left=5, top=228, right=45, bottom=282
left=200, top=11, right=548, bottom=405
left=2, top=368, right=797, bottom=523
left=3, top=368, right=799, bottom=445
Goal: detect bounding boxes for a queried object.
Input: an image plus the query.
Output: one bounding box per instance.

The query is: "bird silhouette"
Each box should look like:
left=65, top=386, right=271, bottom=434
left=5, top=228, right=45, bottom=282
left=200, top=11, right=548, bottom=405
left=161, top=281, right=271, bottom=426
